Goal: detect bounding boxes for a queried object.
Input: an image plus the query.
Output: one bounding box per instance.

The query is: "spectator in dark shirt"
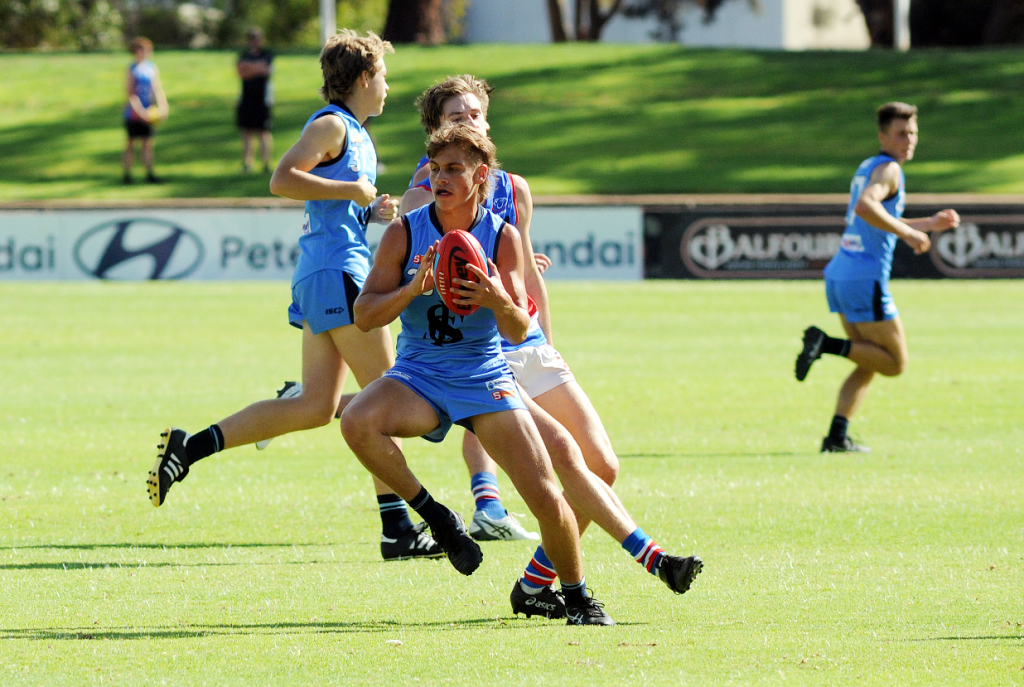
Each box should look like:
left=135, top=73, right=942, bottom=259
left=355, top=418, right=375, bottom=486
left=236, top=27, right=274, bottom=173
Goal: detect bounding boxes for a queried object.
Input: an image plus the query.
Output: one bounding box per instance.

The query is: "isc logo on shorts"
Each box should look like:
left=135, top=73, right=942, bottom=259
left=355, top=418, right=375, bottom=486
left=325, top=306, right=345, bottom=315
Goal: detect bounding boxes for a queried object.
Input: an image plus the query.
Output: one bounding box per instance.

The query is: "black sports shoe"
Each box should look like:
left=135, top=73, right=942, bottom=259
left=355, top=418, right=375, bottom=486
left=510, top=580, right=566, bottom=619
left=821, top=436, right=871, bottom=453
left=380, top=521, right=444, bottom=561
left=657, top=554, right=703, bottom=595
left=147, top=427, right=190, bottom=507
left=565, top=589, right=615, bottom=626
left=429, top=505, right=483, bottom=576
left=795, top=326, right=827, bottom=381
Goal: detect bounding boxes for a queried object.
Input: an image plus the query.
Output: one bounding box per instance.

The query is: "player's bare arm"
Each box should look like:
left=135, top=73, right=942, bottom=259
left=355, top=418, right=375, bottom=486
left=510, top=173, right=555, bottom=344
left=353, top=219, right=435, bottom=332
left=854, top=162, right=930, bottom=254
left=399, top=185, right=432, bottom=215
left=905, top=209, right=961, bottom=233
left=269, top=117, right=375, bottom=205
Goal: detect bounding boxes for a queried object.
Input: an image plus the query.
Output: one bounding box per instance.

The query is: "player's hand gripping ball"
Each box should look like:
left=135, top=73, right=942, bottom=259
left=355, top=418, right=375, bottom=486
left=433, top=230, right=488, bottom=316
left=146, top=105, right=164, bottom=125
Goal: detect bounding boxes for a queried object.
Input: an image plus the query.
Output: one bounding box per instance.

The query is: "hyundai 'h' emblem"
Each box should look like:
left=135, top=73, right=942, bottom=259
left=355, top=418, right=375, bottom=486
left=73, top=218, right=204, bottom=280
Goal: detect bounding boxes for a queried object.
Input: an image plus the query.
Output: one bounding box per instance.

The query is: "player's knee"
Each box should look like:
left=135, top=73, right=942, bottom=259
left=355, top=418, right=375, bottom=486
left=885, top=353, right=908, bottom=377
left=339, top=403, right=373, bottom=446
left=589, top=453, right=619, bottom=486
left=544, top=428, right=583, bottom=476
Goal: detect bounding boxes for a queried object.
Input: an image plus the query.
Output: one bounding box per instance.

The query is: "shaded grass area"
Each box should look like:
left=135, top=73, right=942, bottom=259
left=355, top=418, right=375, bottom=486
left=0, top=280, right=1022, bottom=685
left=1, top=45, right=1023, bottom=200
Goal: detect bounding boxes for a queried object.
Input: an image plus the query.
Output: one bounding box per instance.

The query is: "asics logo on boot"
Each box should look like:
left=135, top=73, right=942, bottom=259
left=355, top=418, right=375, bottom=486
left=525, top=597, right=558, bottom=611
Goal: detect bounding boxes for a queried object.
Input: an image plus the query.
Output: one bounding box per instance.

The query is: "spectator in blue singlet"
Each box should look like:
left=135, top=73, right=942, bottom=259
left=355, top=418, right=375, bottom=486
left=121, top=37, right=168, bottom=185
left=795, top=102, right=960, bottom=452
left=145, top=31, right=442, bottom=563
left=403, top=76, right=702, bottom=620
left=341, top=123, right=613, bottom=624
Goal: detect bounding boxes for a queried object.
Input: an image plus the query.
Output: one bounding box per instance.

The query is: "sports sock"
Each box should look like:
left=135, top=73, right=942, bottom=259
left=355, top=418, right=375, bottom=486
left=828, top=415, right=850, bottom=443
left=377, top=494, right=415, bottom=539
left=560, top=577, right=587, bottom=605
left=822, top=335, right=852, bottom=357
left=184, top=425, right=224, bottom=466
left=408, top=486, right=447, bottom=531
left=621, top=527, right=666, bottom=575
left=521, top=546, right=558, bottom=592
left=470, top=471, right=506, bottom=519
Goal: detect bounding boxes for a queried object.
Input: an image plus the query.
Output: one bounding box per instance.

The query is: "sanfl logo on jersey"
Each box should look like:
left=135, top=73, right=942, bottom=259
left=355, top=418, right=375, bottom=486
left=840, top=233, right=865, bottom=252
left=301, top=213, right=311, bottom=235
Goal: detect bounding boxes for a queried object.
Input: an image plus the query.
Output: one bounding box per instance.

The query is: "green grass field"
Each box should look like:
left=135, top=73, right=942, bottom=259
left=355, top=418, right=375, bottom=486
left=2, top=45, right=1024, bottom=200
left=1, top=279, right=1022, bottom=685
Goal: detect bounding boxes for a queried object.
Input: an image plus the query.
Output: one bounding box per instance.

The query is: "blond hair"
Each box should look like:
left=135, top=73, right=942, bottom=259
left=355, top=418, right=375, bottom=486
left=319, top=30, right=394, bottom=103
left=426, top=123, right=500, bottom=205
left=417, top=75, right=493, bottom=134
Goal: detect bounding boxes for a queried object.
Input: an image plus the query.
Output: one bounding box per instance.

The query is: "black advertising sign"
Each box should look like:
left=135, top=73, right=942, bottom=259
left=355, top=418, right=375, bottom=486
left=644, top=201, right=1024, bottom=279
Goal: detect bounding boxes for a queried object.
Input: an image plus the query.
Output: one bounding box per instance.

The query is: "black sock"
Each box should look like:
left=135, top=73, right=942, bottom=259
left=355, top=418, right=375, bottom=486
left=377, top=494, right=415, bottom=539
left=822, top=336, right=851, bottom=357
left=561, top=578, right=587, bottom=605
left=185, top=424, right=224, bottom=466
left=408, top=486, right=446, bottom=531
left=828, top=415, right=849, bottom=443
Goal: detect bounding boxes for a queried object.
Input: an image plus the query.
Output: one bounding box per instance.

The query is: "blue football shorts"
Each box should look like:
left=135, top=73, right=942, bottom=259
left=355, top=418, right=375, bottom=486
left=825, top=278, right=898, bottom=323
left=383, top=356, right=527, bottom=443
left=289, top=269, right=362, bottom=335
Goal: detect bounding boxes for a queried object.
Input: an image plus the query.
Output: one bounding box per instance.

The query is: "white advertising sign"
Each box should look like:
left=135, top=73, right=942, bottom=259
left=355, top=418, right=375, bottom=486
left=0, top=206, right=642, bottom=281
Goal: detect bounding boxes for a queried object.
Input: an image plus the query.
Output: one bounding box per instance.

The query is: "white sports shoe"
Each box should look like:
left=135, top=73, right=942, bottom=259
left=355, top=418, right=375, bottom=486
left=255, top=381, right=303, bottom=450
left=469, top=510, right=540, bottom=541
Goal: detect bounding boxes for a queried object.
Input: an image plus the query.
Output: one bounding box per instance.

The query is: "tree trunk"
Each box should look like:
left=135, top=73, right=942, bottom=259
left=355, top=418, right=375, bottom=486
left=383, top=0, right=445, bottom=45
left=546, top=0, right=569, bottom=41
left=983, top=0, right=1024, bottom=43
left=854, top=0, right=893, bottom=47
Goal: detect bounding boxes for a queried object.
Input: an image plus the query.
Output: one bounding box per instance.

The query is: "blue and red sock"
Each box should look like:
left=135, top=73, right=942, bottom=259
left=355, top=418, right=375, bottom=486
left=622, top=527, right=665, bottom=575
left=470, top=471, right=506, bottom=519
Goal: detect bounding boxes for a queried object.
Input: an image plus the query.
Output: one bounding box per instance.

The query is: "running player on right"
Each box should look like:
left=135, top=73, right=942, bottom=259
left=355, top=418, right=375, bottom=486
left=795, top=102, right=960, bottom=452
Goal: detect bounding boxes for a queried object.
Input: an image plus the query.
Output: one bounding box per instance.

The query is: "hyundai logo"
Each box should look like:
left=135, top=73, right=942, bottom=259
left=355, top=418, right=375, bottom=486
left=73, top=218, right=204, bottom=280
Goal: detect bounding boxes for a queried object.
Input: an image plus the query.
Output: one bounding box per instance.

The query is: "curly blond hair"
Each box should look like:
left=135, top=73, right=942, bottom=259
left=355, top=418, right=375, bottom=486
left=319, top=30, right=394, bottom=103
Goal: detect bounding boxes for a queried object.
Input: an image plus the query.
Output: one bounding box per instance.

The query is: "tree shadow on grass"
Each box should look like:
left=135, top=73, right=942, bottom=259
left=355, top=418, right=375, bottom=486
left=620, top=452, right=800, bottom=458
left=0, top=542, right=325, bottom=551
left=0, top=560, right=334, bottom=571
left=912, top=635, right=1024, bottom=642
left=0, top=616, right=637, bottom=640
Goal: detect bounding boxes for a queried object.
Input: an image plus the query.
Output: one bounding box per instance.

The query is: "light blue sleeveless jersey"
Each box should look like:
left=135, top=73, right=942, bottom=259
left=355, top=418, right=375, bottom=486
left=824, top=153, right=905, bottom=282
left=291, top=103, right=377, bottom=289
left=123, top=60, right=157, bottom=121
left=396, top=203, right=508, bottom=372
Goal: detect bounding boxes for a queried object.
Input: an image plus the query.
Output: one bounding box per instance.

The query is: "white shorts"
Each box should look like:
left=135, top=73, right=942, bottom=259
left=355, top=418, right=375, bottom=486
left=503, top=344, right=575, bottom=399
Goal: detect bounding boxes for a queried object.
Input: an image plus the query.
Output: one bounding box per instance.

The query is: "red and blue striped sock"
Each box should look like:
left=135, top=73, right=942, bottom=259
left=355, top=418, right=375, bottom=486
left=521, top=545, right=557, bottom=592
left=622, top=527, right=665, bottom=575
left=470, top=471, right=505, bottom=519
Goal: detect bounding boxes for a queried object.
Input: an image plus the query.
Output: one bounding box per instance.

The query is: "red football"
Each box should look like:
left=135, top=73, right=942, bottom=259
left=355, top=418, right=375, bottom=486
left=433, top=229, right=488, bottom=316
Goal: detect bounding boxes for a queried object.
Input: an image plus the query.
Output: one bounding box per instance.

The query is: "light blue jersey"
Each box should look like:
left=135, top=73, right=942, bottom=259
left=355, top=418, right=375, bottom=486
left=824, top=153, right=905, bottom=282
left=291, top=103, right=377, bottom=290
left=123, top=60, right=157, bottom=121
left=396, top=203, right=508, bottom=372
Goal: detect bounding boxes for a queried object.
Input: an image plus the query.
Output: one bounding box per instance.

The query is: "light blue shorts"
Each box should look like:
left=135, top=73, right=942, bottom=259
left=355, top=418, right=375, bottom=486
left=384, top=357, right=527, bottom=443
left=825, top=278, right=898, bottom=323
left=289, top=269, right=362, bottom=335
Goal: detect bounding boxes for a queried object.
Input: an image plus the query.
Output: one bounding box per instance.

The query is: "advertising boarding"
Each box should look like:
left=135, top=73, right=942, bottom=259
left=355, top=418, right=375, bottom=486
left=0, top=206, right=642, bottom=281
